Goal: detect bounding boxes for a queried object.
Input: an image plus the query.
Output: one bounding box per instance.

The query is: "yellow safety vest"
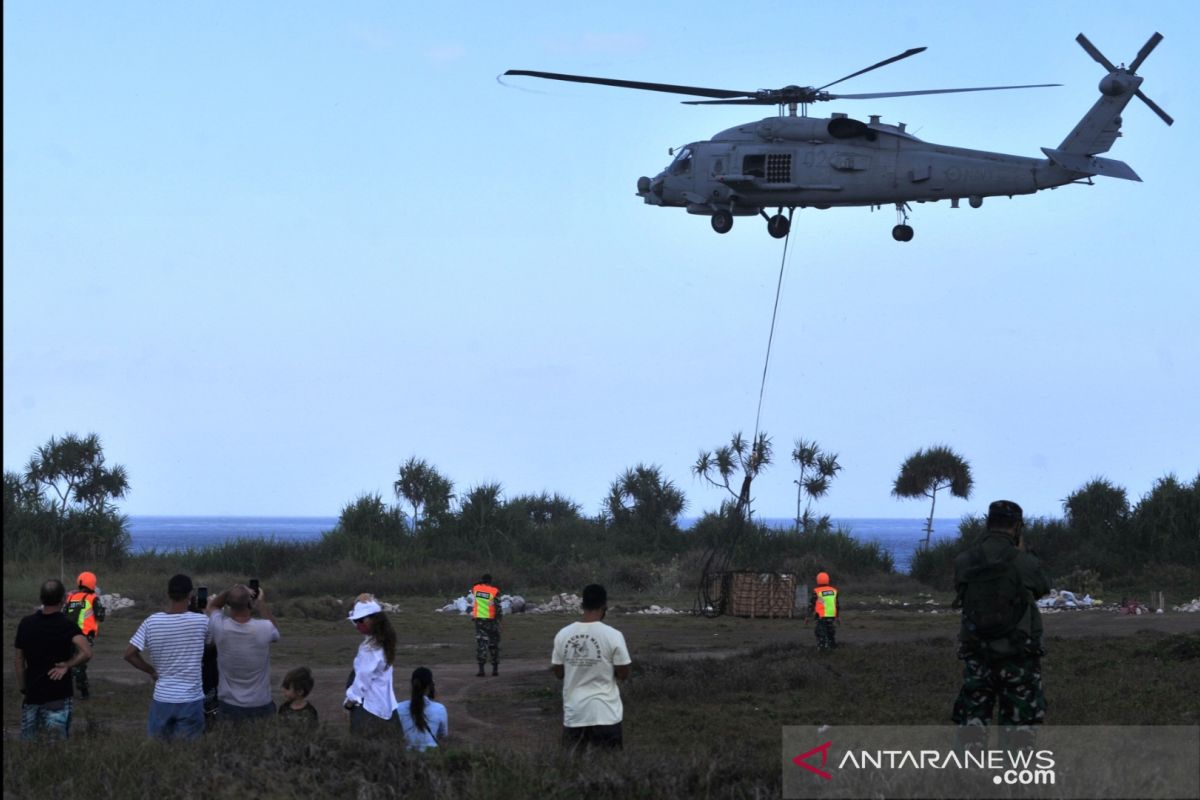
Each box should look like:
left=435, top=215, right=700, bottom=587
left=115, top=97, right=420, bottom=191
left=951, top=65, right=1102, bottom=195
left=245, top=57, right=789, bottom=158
left=471, top=584, right=499, bottom=619
left=813, top=585, right=838, bottom=619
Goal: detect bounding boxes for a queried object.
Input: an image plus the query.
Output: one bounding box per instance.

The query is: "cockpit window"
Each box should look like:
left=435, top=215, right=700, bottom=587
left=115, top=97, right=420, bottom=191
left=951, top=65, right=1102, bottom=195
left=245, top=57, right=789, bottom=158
left=669, top=147, right=693, bottom=175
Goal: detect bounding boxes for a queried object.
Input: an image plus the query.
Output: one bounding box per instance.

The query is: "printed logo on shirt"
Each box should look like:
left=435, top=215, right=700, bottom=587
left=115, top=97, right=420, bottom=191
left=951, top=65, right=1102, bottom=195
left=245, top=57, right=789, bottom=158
left=564, top=633, right=602, bottom=666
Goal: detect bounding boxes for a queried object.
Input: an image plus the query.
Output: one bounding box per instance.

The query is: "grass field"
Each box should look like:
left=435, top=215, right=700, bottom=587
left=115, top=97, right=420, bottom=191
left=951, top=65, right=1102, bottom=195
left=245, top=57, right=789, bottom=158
left=5, top=580, right=1199, bottom=799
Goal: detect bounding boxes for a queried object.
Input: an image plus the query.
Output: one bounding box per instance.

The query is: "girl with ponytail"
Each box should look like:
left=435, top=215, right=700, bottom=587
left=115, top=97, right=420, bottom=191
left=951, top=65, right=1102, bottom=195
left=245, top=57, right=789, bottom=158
left=395, top=666, right=448, bottom=751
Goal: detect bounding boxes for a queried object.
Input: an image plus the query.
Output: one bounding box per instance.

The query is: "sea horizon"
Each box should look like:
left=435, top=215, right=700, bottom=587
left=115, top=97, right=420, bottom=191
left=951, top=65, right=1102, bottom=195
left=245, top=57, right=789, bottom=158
left=126, top=514, right=965, bottom=571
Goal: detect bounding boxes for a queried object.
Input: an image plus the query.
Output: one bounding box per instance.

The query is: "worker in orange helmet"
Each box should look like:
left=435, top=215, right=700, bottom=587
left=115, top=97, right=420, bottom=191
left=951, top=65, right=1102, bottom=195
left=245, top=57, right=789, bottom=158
left=64, top=571, right=106, bottom=699
left=806, top=571, right=839, bottom=651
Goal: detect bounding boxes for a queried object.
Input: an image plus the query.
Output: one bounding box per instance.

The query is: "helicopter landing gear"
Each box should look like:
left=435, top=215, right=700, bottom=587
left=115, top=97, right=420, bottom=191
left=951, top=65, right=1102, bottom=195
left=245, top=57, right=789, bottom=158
left=711, top=210, right=733, bottom=234
left=767, top=213, right=790, bottom=239
left=892, top=202, right=914, bottom=242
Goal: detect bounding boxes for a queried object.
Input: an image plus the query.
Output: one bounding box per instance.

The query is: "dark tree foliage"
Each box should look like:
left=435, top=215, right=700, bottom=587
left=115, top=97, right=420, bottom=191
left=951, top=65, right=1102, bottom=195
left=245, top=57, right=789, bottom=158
left=4, top=433, right=131, bottom=562
left=605, top=464, right=686, bottom=551
left=394, top=457, right=455, bottom=533
left=892, top=445, right=973, bottom=549
left=336, top=492, right=407, bottom=540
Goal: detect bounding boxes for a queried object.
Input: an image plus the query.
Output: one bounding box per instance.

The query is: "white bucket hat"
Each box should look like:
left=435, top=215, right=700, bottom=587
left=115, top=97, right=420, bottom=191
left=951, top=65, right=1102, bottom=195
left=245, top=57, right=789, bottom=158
left=349, top=597, right=383, bottom=621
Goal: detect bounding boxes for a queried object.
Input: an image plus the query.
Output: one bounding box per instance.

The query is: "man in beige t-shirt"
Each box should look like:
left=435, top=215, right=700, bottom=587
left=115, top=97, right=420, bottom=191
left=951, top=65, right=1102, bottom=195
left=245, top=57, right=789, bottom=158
left=551, top=584, right=631, bottom=751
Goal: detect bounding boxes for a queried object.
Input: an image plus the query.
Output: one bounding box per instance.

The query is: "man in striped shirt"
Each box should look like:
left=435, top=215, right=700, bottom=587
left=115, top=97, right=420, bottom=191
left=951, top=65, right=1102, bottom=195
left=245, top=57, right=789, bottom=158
left=124, top=574, right=211, bottom=740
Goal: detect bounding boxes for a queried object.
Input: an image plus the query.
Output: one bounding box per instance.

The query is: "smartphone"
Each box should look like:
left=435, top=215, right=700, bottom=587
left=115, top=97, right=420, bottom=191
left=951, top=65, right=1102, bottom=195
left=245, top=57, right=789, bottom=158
left=196, top=586, right=209, bottom=609
left=249, top=578, right=260, bottom=599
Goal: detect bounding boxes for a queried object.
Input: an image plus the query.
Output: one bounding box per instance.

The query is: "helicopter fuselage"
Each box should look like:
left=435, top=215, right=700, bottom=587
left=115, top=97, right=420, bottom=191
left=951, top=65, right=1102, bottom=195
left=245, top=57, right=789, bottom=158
left=638, top=114, right=1065, bottom=217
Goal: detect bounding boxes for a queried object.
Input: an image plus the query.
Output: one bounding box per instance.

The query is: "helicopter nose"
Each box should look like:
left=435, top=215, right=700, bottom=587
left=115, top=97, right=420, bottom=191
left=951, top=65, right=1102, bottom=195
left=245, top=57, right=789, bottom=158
left=637, top=175, right=664, bottom=204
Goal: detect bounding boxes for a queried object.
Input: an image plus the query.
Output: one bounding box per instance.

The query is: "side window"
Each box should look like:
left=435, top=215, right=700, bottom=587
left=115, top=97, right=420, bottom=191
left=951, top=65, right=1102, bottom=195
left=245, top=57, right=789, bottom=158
left=743, top=154, right=765, bottom=178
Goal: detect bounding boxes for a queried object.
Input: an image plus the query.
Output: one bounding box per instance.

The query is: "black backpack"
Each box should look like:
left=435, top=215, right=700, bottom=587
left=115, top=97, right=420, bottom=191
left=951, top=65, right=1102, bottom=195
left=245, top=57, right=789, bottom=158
left=959, top=546, right=1028, bottom=640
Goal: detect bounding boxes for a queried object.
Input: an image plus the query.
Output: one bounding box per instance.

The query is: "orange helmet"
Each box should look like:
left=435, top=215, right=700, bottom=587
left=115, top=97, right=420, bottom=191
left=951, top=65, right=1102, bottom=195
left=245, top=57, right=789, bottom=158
left=816, top=572, right=830, bottom=585
left=77, top=571, right=97, bottom=591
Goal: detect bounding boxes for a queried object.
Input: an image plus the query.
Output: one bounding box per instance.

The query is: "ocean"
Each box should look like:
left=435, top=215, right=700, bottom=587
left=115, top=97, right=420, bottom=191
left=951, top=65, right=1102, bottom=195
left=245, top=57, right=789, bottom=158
left=127, top=515, right=962, bottom=572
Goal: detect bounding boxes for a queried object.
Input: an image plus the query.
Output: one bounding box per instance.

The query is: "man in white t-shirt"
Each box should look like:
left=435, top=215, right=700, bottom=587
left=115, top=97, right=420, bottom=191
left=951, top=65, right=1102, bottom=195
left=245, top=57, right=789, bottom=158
left=206, top=583, right=280, bottom=721
left=551, top=584, right=632, bottom=751
left=124, top=574, right=212, bottom=740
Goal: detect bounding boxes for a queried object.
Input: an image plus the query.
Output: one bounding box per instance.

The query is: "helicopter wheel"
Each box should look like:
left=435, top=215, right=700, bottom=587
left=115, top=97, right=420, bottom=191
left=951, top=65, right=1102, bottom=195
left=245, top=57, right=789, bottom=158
left=891, top=224, right=914, bottom=242
left=767, top=214, right=790, bottom=239
left=711, top=210, right=734, bottom=234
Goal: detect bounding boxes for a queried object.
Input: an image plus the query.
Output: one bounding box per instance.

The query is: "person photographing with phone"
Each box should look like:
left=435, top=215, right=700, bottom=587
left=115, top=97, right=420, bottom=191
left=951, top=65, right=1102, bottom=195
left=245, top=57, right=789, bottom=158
left=205, top=582, right=280, bottom=722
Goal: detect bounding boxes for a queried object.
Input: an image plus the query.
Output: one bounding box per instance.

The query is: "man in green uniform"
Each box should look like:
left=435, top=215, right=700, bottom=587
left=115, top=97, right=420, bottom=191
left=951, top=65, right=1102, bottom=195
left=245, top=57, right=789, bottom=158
left=952, top=500, right=1050, bottom=738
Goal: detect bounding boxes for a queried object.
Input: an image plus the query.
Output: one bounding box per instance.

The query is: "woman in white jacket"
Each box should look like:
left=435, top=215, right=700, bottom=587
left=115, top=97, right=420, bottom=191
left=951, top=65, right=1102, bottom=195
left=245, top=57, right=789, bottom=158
left=344, top=594, right=398, bottom=735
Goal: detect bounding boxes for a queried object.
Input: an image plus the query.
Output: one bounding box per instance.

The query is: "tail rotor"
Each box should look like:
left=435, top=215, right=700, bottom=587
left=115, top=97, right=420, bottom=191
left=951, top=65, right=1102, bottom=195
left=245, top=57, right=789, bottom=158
left=1077, top=32, right=1173, bottom=126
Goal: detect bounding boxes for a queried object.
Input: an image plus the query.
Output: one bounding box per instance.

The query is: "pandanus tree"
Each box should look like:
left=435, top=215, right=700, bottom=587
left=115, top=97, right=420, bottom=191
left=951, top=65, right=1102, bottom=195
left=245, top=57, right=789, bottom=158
left=892, top=445, right=973, bottom=549
left=693, top=432, right=773, bottom=520
left=791, top=438, right=842, bottom=533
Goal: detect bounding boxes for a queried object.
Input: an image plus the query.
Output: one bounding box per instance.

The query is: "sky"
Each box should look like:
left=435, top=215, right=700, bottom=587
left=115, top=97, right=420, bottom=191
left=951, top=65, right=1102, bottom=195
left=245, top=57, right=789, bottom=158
left=4, top=2, right=1198, bottom=522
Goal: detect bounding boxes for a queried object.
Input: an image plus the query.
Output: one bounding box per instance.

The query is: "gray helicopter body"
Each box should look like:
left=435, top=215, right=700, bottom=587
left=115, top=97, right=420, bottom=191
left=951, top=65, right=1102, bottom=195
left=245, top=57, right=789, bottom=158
left=508, top=34, right=1169, bottom=241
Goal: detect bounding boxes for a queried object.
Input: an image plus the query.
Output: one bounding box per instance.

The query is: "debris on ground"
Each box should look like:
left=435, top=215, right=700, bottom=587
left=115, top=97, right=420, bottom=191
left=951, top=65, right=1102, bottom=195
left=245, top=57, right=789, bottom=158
left=1172, top=598, right=1200, bottom=613
left=632, top=604, right=681, bottom=615
left=527, top=593, right=581, bottom=614
left=1037, top=589, right=1097, bottom=609
left=435, top=594, right=527, bottom=614
left=98, top=593, right=135, bottom=613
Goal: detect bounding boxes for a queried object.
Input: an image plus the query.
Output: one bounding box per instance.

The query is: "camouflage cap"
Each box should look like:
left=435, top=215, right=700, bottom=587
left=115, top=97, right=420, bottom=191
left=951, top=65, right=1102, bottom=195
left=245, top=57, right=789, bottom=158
left=987, top=500, right=1024, bottom=527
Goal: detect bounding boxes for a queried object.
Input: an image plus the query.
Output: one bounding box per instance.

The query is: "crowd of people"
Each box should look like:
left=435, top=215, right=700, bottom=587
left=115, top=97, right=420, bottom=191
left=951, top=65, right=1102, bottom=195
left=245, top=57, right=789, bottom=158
left=14, top=499, right=1049, bottom=750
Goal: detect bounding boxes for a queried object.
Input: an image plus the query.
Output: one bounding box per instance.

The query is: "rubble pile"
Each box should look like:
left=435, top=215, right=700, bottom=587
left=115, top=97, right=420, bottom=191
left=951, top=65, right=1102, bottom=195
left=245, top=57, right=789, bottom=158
left=435, top=594, right=526, bottom=614
left=1036, top=589, right=1097, bottom=609
left=633, top=604, right=681, bottom=615
left=528, top=593, right=581, bottom=614
left=98, top=593, right=135, bottom=613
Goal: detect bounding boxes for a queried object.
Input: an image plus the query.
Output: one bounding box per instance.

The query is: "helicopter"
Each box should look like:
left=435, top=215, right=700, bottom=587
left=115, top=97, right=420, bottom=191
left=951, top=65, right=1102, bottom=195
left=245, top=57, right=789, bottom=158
left=505, top=33, right=1171, bottom=241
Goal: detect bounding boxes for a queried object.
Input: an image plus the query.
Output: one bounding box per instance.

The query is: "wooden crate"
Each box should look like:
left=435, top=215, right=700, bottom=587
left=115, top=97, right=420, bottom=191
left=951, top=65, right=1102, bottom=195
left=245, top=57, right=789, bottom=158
left=711, top=571, right=798, bottom=618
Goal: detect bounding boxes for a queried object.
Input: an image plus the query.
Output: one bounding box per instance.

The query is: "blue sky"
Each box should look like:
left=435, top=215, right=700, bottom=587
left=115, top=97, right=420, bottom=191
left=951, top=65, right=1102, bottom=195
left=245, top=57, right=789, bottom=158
left=5, top=2, right=1198, bottom=520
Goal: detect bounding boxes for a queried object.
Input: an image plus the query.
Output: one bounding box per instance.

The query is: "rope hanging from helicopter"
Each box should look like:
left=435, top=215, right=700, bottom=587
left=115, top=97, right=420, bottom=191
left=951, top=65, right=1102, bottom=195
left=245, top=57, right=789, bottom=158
left=696, top=211, right=795, bottom=616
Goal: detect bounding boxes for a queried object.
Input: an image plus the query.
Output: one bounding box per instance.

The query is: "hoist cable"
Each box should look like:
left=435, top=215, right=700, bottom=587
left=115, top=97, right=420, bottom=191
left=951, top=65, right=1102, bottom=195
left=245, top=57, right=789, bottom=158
left=752, top=224, right=793, bottom=449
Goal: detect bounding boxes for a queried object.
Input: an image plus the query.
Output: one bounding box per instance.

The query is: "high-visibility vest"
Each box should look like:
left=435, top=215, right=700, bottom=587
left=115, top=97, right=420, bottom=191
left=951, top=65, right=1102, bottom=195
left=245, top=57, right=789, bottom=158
left=65, top=590, right=99, bottom=636
left=812, top=585, right=838, bottom=619
left=471, top=584, right=500, bottom=619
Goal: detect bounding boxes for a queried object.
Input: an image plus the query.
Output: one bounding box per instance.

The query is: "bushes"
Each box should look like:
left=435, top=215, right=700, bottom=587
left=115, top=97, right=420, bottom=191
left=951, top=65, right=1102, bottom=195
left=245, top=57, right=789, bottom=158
left=905, top=473, right=1200, bottom=590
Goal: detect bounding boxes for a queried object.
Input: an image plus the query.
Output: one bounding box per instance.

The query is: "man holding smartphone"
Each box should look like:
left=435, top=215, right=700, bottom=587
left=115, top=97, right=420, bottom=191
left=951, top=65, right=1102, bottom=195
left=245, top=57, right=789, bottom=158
left=206, top=582, right=279, bottom=722
left=124, top=574, right=211, bottom=740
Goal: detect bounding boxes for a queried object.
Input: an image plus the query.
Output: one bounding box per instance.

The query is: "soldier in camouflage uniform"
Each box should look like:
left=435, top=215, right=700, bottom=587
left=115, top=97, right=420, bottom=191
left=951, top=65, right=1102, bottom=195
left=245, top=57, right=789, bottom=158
left=470, top=574, right=502, bottom=677
left=952, top=500, right=1050, bottom=738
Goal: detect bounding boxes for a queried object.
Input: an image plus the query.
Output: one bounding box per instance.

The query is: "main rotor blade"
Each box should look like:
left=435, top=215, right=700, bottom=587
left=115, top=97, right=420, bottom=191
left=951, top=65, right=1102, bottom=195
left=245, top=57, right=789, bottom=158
left=816, top=47, right=926, bottom=91
left=1136, top=89, right=1174, bottom=126
left=831, top=83, right=1060, bottom=100
left=502, top=70, right=751, bottom=100
left=1128, top=32, right=1163, bottom=73
left=683, top=98, right=775, bottom=106
left=1076, top=33, right=1118, bottom=72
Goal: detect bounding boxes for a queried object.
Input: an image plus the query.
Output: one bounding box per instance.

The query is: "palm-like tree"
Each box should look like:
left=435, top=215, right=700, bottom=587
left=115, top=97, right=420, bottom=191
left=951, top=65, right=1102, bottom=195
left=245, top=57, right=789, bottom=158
left=393, top=457, right=454, bottom=534
left=892, top=445, right=973, bottom=549
left=791, top=438, right=842, bottom=533
left=693, top=432, right=772, bottom=519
